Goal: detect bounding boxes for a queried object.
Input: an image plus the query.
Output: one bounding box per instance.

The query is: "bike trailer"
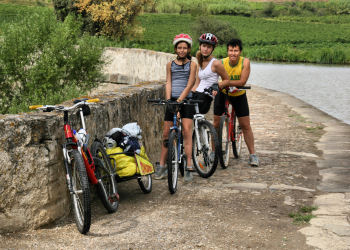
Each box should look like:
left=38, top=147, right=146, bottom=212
left=104, top=122, right=154, bottom=178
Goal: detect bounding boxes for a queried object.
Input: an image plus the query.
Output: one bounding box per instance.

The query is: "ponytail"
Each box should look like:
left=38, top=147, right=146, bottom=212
left=196, top=51, right=203, bottom=68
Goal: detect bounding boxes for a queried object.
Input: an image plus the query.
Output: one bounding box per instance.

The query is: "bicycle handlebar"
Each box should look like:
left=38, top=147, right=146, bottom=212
left=147, top=99, right=202, bottom=106
left=29, top=98, right=100, bottom=112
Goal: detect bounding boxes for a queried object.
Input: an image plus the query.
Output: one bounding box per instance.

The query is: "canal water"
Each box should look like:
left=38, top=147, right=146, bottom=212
left=248, top=62, right=350, bottom=125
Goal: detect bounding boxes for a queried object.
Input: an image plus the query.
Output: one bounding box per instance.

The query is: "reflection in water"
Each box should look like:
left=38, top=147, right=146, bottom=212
left=248, top=62, right=350, bottom=125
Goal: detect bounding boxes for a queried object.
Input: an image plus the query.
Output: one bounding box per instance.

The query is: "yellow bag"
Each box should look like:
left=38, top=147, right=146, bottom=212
left=106, top=147, right=137, bottom=177
left=135, top=146, right=154, bottom=175
left=106, top=146, right=154, bottom=177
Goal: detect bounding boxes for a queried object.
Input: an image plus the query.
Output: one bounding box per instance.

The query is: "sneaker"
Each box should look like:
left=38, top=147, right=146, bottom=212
left=184, top=170, right=193, bottom=182
left=248, top=154, right=259, bottom=167
left=154, top=163, right=168, bottom=180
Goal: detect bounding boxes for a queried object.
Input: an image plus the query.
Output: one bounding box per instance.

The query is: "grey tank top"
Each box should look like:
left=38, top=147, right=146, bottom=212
left=171, top=61, right=192, bottom=99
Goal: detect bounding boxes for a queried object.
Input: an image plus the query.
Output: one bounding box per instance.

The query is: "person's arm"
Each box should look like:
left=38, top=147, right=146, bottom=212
left=177, top=62, right=197, bottom=102
left=191, top=64, right=200, bottom=92
left=219, top=58, right=251, bottom=88
left=212, top=60, right=229, bottom=90
left=165, top=61, right=172, bottom=100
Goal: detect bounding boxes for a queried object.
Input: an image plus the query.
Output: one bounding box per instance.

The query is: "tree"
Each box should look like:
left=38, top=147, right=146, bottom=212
left=53, top=0, right=153, bottom=39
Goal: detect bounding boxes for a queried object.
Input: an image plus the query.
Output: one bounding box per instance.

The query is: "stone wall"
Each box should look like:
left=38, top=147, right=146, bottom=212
left=0, top=82, right=166, bottom=233
left=102, top=48, right=175, bottom=84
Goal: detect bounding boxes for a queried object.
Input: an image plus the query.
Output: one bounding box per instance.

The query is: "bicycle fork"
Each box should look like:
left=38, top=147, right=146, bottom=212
left=194, top=116, right=209, bottom=151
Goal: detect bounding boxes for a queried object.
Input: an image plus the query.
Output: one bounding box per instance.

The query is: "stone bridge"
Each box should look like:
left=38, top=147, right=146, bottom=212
left=0, top=48, right=174, bottom=233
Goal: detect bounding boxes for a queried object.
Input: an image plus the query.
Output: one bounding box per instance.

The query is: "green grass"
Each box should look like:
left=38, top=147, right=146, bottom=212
left=133, top=13, right=350, bottom=64
left=289, top=206, right=317, bottom=224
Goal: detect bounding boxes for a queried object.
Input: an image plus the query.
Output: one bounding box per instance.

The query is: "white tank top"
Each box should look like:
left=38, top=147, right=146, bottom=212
left=196, top=58, right=219, bottom=93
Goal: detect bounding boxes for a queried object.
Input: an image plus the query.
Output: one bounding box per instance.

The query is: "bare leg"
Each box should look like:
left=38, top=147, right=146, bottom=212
left=182, top=118, right=193, bottom=166
left=159, top=121, right=172, bottom=166
left=237, top=116, right=255, bottom=154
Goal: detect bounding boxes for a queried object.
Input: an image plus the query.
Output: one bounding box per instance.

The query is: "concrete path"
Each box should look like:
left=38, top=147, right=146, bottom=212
left=261, top=86, right=350, bottom=249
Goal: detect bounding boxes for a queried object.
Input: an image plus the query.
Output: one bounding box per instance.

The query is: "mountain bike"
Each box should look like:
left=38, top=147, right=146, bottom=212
left=191, top=89, right=220, bottom=178
left=147, top=99, right=194, bottom=194
left=218, top=86, right=251, bottom=169
left=30, top=98, right=118, bottom=234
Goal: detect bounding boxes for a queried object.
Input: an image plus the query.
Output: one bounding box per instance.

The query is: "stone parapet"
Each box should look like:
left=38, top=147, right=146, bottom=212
left=102, top=48, right=176, bottom=84
left=0, top=82, right=165, bottom=233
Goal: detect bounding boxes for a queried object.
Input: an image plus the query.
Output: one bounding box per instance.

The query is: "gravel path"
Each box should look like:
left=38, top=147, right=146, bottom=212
left=1, top=84, right=349, bottom=249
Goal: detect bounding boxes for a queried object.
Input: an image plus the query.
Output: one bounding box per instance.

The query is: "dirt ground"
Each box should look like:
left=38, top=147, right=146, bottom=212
left=0, top=86, right=324, bottom=249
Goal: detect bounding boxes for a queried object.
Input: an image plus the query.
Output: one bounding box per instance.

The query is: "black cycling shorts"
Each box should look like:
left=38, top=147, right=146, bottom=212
left=214, top=91, right=249, bottom=117
left=192, top=91, right=213, bottom=114
left=164, top=98, right=195, bottom=121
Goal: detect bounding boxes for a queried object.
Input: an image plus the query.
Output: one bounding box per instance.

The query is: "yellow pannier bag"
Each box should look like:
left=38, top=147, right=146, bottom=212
left=136, top=146, right=154, bottom=175
left=106, top=147, right=137, bottom=177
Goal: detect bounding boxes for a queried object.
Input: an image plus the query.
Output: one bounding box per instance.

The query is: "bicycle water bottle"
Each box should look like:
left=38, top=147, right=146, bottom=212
left=74, top=129, right=87, bottom=146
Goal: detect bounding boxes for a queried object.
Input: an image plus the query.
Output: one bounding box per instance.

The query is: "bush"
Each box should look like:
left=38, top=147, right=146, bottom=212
left=192, top=16, right=239, bottom=46
left=207, top=2, right=251, bottom=16
left=0, top=9, right=104, bottom=114
left=327, top=0, right=350, bottom=15
left=53, top=0, right=152, bottom=39
left=155, top=0, right=181, bottom=14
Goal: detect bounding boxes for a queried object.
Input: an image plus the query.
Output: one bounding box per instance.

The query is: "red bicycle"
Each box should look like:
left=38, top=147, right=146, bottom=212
left=30, top=98, right=118, bottom=234
left=218, top=86, right=251, bottom=168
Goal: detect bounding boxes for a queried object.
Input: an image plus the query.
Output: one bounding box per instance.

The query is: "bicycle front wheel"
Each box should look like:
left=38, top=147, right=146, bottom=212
left=192, top=120, right=219, bottom=178
left=91, top=141, right=119, bottom=213
left=232, top=115, right=243, bottom=158
left=167, top=130, right=179, bottom=194
left=219, top=115, right=230, bottom=169
left=69, top=149, right=91, bottom=234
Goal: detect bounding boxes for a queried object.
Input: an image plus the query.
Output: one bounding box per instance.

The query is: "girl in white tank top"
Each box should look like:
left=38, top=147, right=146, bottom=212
left=192, top=34, right=229, bottom=114
left=196, top=58, right=219, bottom=93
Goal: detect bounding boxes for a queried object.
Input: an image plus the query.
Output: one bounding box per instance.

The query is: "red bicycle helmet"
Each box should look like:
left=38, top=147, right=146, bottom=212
left=173, top=33, right=193, bottom=47
left=198, top=33, right=218, bottom=46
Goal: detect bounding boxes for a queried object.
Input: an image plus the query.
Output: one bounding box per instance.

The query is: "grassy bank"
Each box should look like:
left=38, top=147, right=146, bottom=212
left=1, top=2, right=349, bottom=65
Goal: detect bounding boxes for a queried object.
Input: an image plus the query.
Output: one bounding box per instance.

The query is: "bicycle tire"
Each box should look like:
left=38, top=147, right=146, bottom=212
left=69, top=149, right=91, bottom=234
left=137, top=175, right=152, bottom=194
left=192, top=120, right=219, bottom=178
left=232, top=114, right=243, bottom=158
left=179, top=154, right=186, bottom=177
left=218, top=115, right=230, bottom=169
left=91, top=141, right=119, bottom=213
left=167, top=130, right=179, bottom=194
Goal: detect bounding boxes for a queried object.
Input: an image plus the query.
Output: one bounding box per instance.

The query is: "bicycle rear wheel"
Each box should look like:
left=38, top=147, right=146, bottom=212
left=232, top=115, right=243, bottom=158
left=91, top=141, right=119, bottom=213
left=167, top=130, right=179, bottom=194
left=69, top=149, right=91, bottom=234
left=218, top=115, right=230, bottom=169
left=192, top=120, right=219, bottom=178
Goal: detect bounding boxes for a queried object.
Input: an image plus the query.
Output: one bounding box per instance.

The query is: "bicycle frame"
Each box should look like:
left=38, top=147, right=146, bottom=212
left=63, top=108, right=99, bottom=185
left=170, top=109, right=184, bottom=166
left=225, top=99, right=237, bottom=143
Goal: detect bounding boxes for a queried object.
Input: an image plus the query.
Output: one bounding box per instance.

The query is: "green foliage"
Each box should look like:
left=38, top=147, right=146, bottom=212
left=289, top=206, right=317, bottom=224
left=150, top=0, right=251, bottom=17
left=327, top=0, right=350, bottom=15
left=0, top=9, right=104, bottom=114
left=53, top=0, right=151, bottom=39
left=148, top=0, right=350, bottom=18
left=192, top=16, right=239, bottom=46
left=131, top=14, right=350, bottom=64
